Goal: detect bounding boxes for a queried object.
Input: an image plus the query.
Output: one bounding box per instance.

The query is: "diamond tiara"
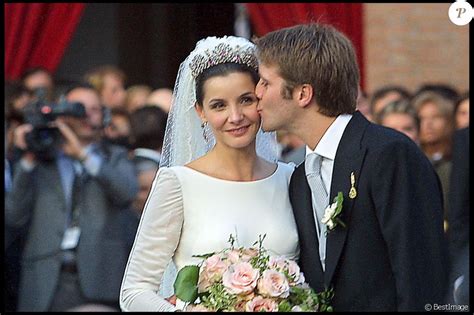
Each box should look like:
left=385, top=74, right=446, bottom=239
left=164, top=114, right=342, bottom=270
left=189, top=42, right=258, bottom=78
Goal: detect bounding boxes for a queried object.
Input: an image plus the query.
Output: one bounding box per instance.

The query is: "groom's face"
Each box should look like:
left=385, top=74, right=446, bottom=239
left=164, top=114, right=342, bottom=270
left=256, top=63, right=296, bottom=133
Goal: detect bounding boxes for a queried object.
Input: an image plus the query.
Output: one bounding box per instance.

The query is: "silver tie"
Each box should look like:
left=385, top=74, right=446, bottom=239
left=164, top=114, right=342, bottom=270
left=305, top=152, right=329, bottom=271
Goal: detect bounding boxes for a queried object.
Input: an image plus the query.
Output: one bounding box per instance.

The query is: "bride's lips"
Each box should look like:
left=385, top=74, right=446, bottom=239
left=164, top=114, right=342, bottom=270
left=226, top=125, right=250, bottom=137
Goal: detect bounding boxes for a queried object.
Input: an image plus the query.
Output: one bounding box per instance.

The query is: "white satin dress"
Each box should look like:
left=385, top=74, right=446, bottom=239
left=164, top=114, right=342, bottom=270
left=120, top=161, right=299, bottom=311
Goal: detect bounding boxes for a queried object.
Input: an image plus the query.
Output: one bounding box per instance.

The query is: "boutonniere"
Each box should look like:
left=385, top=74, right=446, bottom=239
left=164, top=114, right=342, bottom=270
left=321, top=192, right=346, bottom=232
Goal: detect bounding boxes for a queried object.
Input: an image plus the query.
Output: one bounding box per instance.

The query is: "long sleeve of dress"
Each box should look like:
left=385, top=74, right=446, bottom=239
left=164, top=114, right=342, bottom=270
left=120, top=167, right=183, bottom=312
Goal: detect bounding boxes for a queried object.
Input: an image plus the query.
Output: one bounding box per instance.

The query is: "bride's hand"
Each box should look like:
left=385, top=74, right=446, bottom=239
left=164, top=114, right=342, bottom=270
left=166, top=295, right=177, bottom=305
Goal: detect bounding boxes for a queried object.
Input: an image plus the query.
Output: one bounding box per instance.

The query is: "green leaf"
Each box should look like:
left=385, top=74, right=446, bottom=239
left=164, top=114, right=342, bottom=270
left=332, top=192, right=344, bottom=217
left=173, top=265, right=200, bottom=303
left=192, top=252, right=216, bottom=259
left=278, top=300, right=292, bottom=312
left=336, top=192, right=344, bottom=209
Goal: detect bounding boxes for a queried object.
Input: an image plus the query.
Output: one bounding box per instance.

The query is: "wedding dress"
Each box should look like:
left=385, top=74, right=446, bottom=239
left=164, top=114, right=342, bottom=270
left=120, top=161, right=299, bottom=311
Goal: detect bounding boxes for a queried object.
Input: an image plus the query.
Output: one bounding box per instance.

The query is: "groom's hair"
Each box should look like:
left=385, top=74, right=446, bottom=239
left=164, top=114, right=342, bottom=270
left=255, top=23, right=359, bottom=117
left=195, top=62, right=259, bottom=106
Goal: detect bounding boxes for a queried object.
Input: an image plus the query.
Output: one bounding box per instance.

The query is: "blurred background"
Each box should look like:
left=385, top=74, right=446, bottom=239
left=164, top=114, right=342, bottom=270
left=5, top=3, right=469, bottom=93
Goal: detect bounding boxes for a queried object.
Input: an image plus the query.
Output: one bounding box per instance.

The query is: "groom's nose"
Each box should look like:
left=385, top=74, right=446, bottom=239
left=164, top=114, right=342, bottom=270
left=255, top=80, right=263, bottom=100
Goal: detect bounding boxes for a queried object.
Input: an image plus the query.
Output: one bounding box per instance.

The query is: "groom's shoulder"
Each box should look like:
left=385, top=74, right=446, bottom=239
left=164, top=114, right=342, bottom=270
left=288, top=160, right=306, bottom=183
left=363, top=122, right=417, bottom=151
left=344, top=112, right=417, bottom=154
left=357, top=123, right=431, bottom=169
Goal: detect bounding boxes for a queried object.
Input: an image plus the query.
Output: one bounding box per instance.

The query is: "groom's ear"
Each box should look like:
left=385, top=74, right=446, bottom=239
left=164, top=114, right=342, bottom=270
left=295, top=84, right=313, bottom=108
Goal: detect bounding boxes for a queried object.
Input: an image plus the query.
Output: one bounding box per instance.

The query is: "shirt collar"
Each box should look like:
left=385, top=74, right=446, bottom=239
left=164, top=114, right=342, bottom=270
left=305, top=114, right=353, bottom=160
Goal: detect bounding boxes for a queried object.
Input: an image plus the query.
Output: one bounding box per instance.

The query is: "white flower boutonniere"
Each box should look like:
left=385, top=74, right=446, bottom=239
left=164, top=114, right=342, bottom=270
left=321, top=192, right=346, bottom=232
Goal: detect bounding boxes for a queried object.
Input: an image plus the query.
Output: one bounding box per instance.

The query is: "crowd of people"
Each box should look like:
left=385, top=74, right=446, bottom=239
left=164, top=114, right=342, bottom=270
left=4, top=66, right=170, bottom=312
left=4, top=29, right=469, bottom=311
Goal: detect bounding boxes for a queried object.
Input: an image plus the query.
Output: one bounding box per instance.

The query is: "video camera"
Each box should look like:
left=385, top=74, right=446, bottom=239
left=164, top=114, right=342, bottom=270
left=22, top=88, right=86, bottom=160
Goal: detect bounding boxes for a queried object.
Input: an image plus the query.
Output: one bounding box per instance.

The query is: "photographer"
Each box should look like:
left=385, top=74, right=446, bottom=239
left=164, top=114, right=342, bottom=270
left=21, top=66, right=56, bottom=102
left=6, top=83, right=139, bottom=311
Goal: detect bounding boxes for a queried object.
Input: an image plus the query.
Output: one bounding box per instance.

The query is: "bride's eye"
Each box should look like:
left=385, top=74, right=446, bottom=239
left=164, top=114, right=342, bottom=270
left=240, top=96, right=256, bottom=105
left=209, top=102, right=225, bottom=110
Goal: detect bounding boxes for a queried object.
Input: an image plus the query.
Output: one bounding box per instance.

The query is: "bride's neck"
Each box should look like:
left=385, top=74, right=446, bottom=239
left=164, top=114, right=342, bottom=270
left=208, top=144, right=261, bottom=181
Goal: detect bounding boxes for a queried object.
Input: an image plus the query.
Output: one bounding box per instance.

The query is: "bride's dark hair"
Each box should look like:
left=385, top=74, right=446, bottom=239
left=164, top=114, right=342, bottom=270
left=195, top=62, right=259, bottom=106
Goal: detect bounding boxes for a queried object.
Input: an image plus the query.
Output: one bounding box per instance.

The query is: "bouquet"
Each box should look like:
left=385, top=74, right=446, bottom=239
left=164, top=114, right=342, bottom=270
left=173, top=234, right=334, bottom=312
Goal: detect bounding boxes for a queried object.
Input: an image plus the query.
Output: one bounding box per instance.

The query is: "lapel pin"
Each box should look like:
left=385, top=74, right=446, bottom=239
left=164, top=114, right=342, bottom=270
left=349, top=171, right=357, bottom=199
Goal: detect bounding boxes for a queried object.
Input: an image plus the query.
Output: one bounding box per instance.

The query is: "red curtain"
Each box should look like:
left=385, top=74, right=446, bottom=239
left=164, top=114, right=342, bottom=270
left=245, top=3, right=365, bottom=89
left=5, top=3, right=85, bottom=81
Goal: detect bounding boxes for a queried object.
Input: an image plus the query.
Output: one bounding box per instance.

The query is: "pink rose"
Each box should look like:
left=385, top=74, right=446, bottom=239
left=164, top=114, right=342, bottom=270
left=222, top=262, right=259, bottom=295
left=294, top=271, right=305, bottom=286
left=257, top=270, right=290, bottom=298
left=286, top=260, right=304, bottom=285
left=227, top=248, right=259, bottom=264
left=197, top=273, right=212, bottom=293
left=227, top=249, right=241, bottom=264
left=240, top=248, right=259, bottom=262
left=203, top=254, right=228, bottom=281
left=198, top=254, right=228, bottom=292
left=268, top=256, right=288, bottom=270
left=233, top=293, right=255, bottom=312
left=233, top=299, right=248, bottom=312
left=268, top=257, right=303, bottom=285
left=245, top=296, right=278, bottom=312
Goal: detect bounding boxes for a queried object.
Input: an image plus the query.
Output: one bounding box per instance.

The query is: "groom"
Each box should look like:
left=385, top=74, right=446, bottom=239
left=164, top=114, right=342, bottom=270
left=255, top=23, right=448, bottom=311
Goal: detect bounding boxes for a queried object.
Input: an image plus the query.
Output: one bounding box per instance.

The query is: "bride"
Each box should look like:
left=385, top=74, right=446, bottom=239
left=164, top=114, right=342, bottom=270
left=120, top=36, right=299, bottom=311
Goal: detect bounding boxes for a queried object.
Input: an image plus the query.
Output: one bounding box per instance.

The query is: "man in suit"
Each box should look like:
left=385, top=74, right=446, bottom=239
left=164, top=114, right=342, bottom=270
left=6, top=84, right=138, bottom=311
left=255, top=23, right=448, bottom=311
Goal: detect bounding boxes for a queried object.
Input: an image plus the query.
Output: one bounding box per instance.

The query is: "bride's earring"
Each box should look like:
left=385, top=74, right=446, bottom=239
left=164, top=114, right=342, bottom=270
left=201, top=121, right=209, bottom=142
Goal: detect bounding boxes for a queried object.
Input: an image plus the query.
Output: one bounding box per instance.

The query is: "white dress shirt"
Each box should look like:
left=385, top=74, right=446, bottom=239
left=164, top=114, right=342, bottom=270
left=305, top=114, right=353, bottom=198
left=305, top=113, right=352, bottom=270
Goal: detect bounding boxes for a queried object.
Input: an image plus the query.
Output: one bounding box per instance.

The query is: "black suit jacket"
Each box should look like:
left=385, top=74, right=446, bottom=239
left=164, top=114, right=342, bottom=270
left=289, top=111, right=448, bottom=311
left=447, top=127, right=469, bottom=279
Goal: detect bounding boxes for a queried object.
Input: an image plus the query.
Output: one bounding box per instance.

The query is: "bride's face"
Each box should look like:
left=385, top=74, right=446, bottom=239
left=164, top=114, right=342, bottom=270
left=196, top=71, right=261, bottom=150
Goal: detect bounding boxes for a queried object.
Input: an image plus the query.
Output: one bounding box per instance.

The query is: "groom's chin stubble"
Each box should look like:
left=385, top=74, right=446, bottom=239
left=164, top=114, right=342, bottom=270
left=258, top=120, right=271, bottom=133
left=260, top=125, right=273, bottom=133
left=259, top=120, right=277, bottom=133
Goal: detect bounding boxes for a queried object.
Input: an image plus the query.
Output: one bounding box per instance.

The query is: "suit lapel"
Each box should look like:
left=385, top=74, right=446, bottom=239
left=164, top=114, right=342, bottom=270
left=324, top=111, right=369, bottom=287
left=291, top=164, right=325, bottom=277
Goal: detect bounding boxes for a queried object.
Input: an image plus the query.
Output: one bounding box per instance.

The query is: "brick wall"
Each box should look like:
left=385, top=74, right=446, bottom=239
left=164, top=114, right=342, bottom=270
left=364, top=3, right=469, bottom=95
